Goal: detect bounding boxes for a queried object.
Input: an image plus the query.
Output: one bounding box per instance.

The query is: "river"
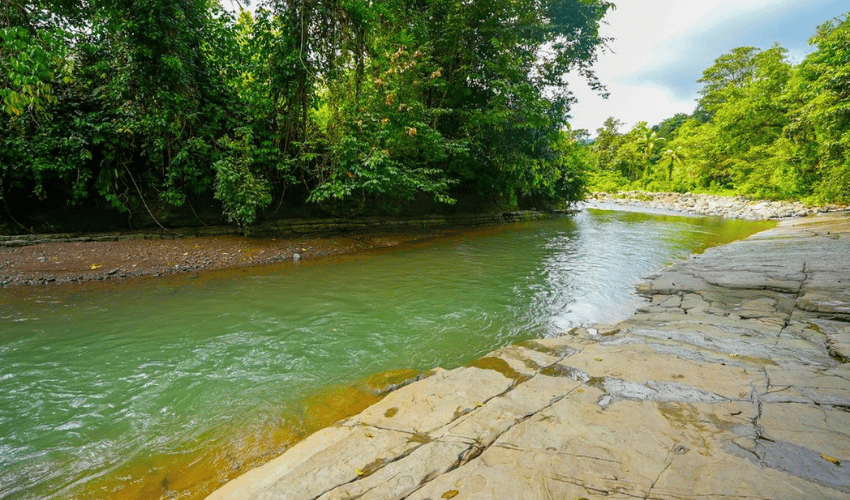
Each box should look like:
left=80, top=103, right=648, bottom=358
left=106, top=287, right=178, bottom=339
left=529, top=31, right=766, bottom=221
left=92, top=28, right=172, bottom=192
left=0, top=207, right=774, bottom=499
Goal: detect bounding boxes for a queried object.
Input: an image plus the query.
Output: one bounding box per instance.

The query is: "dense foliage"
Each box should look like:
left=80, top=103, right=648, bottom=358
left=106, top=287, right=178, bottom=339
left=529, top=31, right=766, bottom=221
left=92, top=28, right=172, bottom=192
left=587, top=12, right=850, bottom=204
left=0, top=0, right=610, bottom=230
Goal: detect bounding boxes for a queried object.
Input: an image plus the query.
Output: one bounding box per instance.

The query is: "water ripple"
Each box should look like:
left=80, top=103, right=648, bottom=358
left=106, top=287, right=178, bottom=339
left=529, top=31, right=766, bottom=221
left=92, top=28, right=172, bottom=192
left=0, top=209, right=773, bottom=499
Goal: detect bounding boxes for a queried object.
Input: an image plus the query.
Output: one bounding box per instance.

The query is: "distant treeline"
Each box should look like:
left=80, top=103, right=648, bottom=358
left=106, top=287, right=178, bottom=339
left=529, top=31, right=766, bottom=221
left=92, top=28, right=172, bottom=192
left=1, top=0, right=612, bottom=231
left=586, top=12, right=850, bottom=204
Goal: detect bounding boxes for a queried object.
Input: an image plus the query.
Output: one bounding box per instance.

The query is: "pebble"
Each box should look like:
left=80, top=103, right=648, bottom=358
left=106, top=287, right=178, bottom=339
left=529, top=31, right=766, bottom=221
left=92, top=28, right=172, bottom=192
left=588, top=191, right=849, bottom=220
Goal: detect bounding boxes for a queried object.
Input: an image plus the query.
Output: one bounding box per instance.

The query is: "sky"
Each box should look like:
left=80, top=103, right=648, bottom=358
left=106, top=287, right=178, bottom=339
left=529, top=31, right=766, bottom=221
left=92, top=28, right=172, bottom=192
left=565, top=0, right=849, bottom=134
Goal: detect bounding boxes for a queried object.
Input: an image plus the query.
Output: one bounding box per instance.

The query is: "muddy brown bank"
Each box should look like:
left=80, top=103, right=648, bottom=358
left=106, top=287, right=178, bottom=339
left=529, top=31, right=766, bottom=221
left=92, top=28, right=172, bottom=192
left=206, top=213, right=850, bottom=500
left=0, top=213, right=547, bottom=287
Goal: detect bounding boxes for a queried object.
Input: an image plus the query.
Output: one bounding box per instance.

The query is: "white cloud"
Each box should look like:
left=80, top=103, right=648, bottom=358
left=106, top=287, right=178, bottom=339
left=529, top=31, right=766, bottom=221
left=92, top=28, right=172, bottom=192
left=565, top=0, right=821, bottom=134
left=568, top=79, right=694, bottom=134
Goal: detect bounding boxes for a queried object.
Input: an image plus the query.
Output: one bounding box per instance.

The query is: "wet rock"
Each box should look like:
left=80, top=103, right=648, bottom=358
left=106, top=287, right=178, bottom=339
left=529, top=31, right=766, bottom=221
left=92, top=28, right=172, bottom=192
left=205, top=425, right=418, bottom=500
left=316, top=438, right=474, bottom=500
left=344, top=366, right=514, bottom=434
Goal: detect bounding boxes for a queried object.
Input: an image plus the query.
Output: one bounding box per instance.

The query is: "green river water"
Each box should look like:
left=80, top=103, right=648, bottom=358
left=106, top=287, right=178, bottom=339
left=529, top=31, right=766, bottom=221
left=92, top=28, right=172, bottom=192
left=0, top=207, right=774, bottom=499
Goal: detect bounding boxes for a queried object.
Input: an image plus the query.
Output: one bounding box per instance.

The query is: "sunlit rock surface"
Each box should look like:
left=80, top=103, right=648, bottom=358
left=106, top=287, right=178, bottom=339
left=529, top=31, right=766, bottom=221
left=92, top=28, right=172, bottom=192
left=206, top=213, right=849, bottom=500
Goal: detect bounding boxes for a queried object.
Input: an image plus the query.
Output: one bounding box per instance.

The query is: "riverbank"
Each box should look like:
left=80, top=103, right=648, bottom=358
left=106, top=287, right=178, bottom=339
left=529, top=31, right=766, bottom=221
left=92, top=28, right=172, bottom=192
left=4, top=191, right=846, bottom=288
left=588, top=191, right=849, bottom=220
left=0, top=212, right=549, bottom=287
left=206, top=212, right=850, bottom=500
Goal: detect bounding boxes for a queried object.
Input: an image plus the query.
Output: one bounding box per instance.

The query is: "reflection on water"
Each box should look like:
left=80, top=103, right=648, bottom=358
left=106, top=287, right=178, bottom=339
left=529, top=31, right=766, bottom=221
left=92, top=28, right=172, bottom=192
left=0, top=209, right=773, bottom=499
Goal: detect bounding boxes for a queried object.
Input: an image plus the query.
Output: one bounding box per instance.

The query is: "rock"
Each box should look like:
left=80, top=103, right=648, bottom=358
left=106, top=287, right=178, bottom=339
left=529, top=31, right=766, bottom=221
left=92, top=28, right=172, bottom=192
left=586, top=191, right=847, bottom=221
left=345, top=366, right=515, bottom=434
left=205, top=425, right=419, bottom=500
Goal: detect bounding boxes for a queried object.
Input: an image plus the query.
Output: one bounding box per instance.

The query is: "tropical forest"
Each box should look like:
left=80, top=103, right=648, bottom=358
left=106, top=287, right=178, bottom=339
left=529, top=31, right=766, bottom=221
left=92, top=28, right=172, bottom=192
left=1, top=0, right=612, bottom=232
left=1, top=1, right=848, bottom=234
left=588, top=13, right=850, bottom=205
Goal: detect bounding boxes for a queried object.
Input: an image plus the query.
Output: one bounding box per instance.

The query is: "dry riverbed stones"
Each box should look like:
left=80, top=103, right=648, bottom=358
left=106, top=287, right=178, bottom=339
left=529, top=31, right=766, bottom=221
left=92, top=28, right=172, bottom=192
left=588, top=191, right=848, bottom=220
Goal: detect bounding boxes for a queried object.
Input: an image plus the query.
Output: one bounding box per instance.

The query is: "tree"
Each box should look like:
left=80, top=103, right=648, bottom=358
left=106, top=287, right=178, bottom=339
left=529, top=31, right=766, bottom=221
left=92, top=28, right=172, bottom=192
left=309, top=0, right=614, bottom=208
left=781, top=14, right=850, bottom=202
left=583, top=12, right=849, bottom=202
left=1, top=0, right=615, bottom=232
left=636, top=127, right=664, bottom=166
left=592, top=116, right=625, bottom=173
left=696, top=46, right=761, bottom=116
left=652, top=113, right=688, bottom=140
left=660, top=146, right=685, bottom=182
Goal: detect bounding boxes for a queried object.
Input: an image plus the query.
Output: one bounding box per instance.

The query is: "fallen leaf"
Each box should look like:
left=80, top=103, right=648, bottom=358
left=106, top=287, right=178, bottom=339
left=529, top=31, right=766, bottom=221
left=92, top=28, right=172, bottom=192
left=474, top=401, right=484, bottom=408
left=90, top=264, right=102, bottom=270
left=441, top=490, right=459, bottom=499
left=821, top=453, right=841, bottom=466
left=355, top=468, right=365, bottom=476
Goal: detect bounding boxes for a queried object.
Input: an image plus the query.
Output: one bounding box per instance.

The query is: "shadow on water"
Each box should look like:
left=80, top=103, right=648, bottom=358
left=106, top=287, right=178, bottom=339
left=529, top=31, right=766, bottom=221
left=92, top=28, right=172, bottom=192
left=0, top=209, right=774, bottom=500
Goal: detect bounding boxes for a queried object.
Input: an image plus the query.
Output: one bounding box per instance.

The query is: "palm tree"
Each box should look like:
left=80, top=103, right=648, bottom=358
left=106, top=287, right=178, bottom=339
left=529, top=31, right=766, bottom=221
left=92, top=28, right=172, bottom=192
left=636, top=129, right=664, bottom=179
left=660, top=146, right=686, bottom=182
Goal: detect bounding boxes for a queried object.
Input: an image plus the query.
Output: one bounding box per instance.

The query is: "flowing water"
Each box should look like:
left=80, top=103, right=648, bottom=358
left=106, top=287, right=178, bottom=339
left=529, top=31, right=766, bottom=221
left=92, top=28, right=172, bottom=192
left=0, top=208, right=774, bottom=499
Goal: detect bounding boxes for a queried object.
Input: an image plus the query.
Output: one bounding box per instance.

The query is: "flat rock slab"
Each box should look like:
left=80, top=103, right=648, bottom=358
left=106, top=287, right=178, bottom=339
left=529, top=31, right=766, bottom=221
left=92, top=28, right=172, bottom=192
left=346, top=366, right=516, bottom=434
left=206, top=213, right=850, bottom=500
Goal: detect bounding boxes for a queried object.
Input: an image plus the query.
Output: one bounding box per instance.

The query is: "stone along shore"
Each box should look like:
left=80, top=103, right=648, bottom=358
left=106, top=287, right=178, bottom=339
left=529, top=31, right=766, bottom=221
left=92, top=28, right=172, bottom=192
left=588, top=191, right=849, bottom=220
left=205, top=213, right=850, bottom=500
